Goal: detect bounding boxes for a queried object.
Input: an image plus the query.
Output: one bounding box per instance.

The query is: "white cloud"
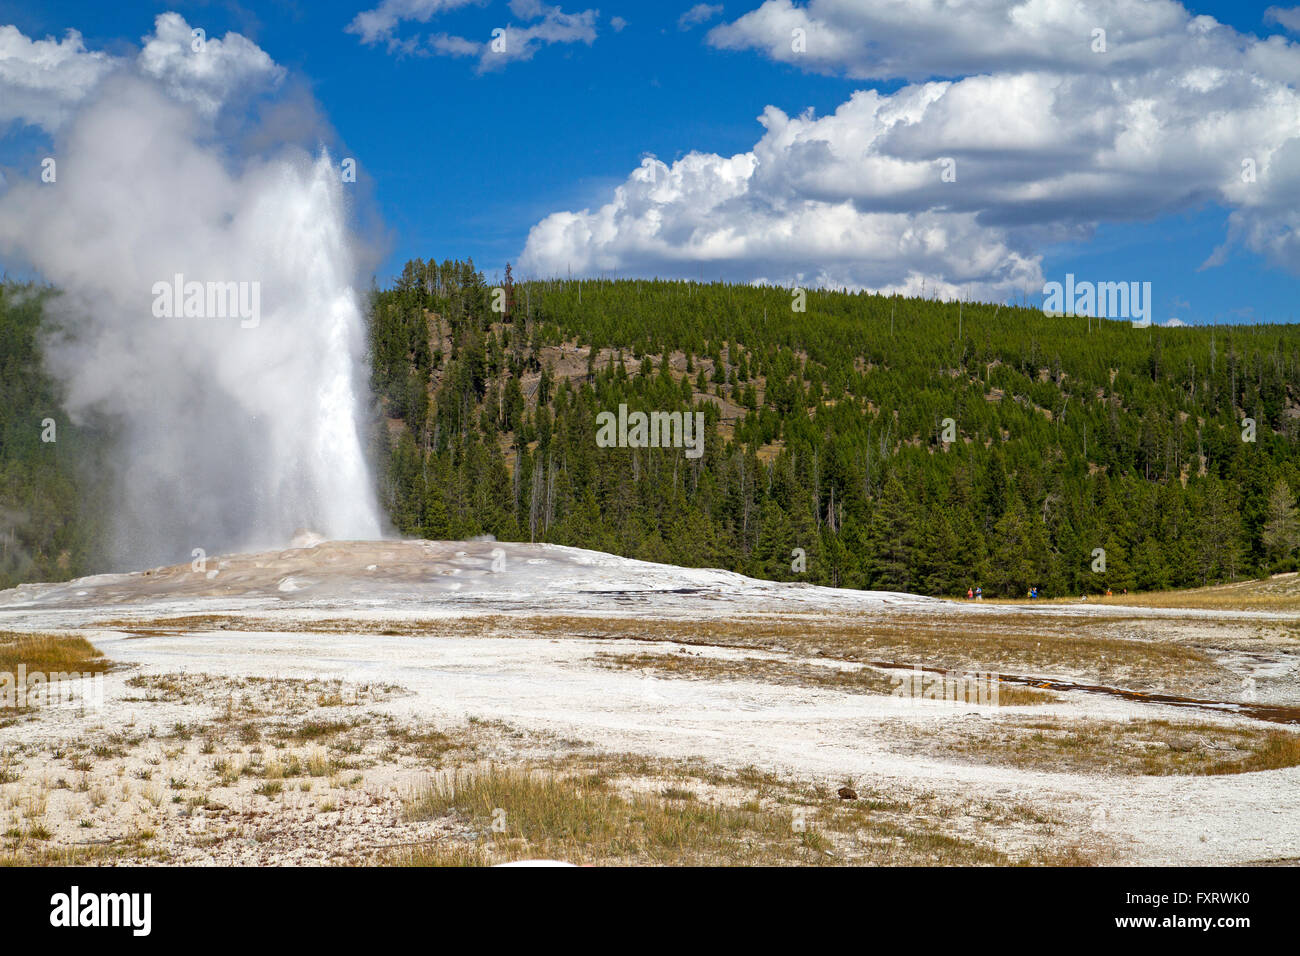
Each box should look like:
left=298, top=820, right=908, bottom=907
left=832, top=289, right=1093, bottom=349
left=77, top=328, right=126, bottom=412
left=610, top=16, right=628, bottom=32
left=138, top=12, right=285, bottom=116
left=519, top=125, right=1043, bottom=300
left=0, top=27, right=116, bottom=132
left=346, top=0, right=597, bottom=68
left=430, top=31, right=480, bottom=56
left=0, top=13, right=284, bottom=132
left=345, top=0, right=483, bottom=47
left=1265, top=6, right=1300, bottom=33
left=478, top=1, right=598, bottom=71
left=522, top=0, right=1300, bottom=294
left=707, top=0, right=1300, bottom=84
left=679, top=4, right=723, bottom=30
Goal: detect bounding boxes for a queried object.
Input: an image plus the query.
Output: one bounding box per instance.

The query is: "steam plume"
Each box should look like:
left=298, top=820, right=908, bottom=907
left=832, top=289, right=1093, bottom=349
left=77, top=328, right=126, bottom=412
left=0, top=17, right=382, bottom=567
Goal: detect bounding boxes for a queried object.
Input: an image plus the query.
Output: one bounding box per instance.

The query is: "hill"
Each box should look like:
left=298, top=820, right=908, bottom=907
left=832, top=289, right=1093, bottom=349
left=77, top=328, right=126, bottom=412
left=367, top=258, right=1300, bottom=597
left=3, top=264, right=1299, bottom=598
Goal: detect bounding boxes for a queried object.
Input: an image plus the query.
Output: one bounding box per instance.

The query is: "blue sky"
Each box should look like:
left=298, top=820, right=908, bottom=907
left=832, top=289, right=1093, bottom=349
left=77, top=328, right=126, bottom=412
left=1, top=0, right=1297, bottom=324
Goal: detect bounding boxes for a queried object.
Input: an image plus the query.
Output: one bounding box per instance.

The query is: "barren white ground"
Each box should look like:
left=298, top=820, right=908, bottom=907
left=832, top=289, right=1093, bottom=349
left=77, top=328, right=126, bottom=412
left=3, top=538, right=1298, bottom=865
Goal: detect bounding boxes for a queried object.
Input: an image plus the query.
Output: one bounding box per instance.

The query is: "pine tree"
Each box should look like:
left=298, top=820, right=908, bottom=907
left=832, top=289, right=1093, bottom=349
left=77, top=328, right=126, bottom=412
left=1261, top=478, right=1299, bottom=565
left=988, top=498, right=1038, bottom=597
left=865, top=475, right=917, bottom=592
left=920, top=509, right=963, bottom=595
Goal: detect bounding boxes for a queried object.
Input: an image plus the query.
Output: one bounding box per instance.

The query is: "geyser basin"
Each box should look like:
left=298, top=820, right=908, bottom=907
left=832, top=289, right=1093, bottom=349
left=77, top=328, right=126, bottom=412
left=0, top=539, right=934, bottom=618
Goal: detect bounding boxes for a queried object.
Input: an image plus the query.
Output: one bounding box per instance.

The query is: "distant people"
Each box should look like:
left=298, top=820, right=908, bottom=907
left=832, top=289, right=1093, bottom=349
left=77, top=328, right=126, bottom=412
left=1122, top=587, right=1128, bottom=596
left=1105, top=587, right=1113, bottom=597
left=1030, top=586, right=1039, bottom=599
left=967, top=587, right=974, bottom=600
left=975, top=586, right=983, bottom=601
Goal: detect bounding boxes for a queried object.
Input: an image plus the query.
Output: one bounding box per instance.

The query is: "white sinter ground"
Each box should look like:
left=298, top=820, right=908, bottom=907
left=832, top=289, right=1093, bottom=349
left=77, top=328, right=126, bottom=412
left=2, top=538, right=1298, bottom=865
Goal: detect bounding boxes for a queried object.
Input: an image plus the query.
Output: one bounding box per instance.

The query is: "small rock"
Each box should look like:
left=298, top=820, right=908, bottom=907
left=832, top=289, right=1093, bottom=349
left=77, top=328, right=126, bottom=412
left=837, top=786, right=857, bottom=800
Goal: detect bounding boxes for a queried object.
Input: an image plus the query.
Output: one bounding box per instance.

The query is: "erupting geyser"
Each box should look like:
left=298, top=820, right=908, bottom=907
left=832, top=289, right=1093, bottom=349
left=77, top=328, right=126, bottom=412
left=0, top=70, right=382, bottom=568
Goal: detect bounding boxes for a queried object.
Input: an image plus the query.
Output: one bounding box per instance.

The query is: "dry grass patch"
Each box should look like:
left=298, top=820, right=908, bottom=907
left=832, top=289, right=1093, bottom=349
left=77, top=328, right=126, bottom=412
left=0, top=843, right=138, bottom=866
left=384, top=726, right=471, bottom=765
left=125, top=673, right=402, bottom=716
left=905, top=717, right=1300, bottom=776
left=386, top=757, right=1090, bottom=867
left=593, top=650, right=1056, bottom=706
left=0, top=633, right=108, bottom=677
left=524, top=615, right=1220, bottom=691
left=0, top=633, right=108, bottom=713
left=1029, top=575, right=1300, bottom=613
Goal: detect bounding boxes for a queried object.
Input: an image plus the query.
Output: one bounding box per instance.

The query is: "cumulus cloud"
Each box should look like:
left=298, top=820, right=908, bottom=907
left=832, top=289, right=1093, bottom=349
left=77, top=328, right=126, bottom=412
left=0, top=13, right=285, bottom=132
left=707, top=0, right=1300, bottom=83
left=346, top=0, right=597, bottom=69
left=519, top=129, right=1044, bottom=301
left=521, top=0, right=1300, bottom=296
left=0, top=27, right=116, bottom=132
left=137, top=11, right=285, bottom=115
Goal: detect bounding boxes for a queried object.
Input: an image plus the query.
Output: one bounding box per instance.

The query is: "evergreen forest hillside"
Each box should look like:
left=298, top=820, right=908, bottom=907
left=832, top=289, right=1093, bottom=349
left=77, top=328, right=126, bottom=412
left=3, top=265, right=1299, bottom=598
left=367, top=258, right=1300, bottom=598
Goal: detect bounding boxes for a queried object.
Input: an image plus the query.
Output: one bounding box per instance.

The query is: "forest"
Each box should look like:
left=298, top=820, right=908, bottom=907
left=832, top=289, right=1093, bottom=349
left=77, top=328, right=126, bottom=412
left=0, top=284, right=103, bottom=589
left=367, top=258, right=1300, bottom=598
left=2, top=263, right=1299, bottom=597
